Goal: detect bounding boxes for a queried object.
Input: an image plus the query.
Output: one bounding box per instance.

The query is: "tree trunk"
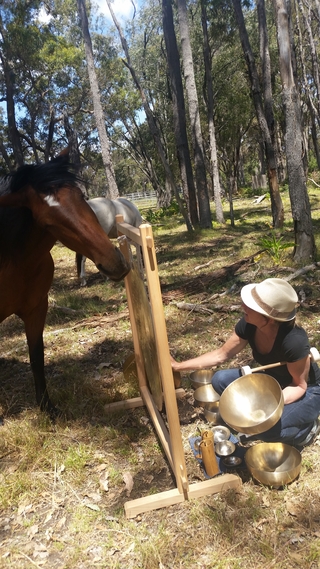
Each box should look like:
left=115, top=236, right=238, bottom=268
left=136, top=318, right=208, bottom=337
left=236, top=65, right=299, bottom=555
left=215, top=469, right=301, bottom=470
left=273, top=0, right=316, bottom=261
left=297, top=0, right=320, bottom=122
left=77, top=0, right=119, bottom=199
left=176, top=0, right=212, bottom=229
left=162, top=0, right=199, bottom=227
left=200, top=0, right=225, bottom=224
left=295, top=2, right=320, bottom=169
left=232, top=0, right=284, bottom=229
left=0, top=18, right=24, bottom=168
left=106, top=0, right=192, bottom=230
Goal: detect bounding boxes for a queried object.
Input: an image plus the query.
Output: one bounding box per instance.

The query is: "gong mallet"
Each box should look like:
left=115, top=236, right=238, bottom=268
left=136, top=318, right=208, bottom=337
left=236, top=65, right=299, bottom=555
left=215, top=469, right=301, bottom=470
left=241, top=347, right=320, bottom=376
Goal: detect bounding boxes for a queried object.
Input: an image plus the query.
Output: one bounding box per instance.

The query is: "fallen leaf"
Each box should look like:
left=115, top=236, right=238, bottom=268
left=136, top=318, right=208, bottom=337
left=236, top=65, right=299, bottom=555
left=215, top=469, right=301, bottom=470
left=27, top=525, right=39, bottom=538
left=123, top=472, right=134, bottom=496
left=56, top=516, right=66, bottom=529
left=84, top=503, right=100, bottom=511
left=286, top=501, right=299, bottom=517
left=96, top=463, right=108, bottom=473
left=99, top=471, right=109, bottom=492
left=17, top=504, right=33, bottom=516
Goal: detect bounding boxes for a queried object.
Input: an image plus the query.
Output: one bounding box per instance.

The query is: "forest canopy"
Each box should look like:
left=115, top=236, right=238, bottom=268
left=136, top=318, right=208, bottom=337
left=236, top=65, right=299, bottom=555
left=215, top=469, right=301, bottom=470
left=0, top=0, right=319, bottom=260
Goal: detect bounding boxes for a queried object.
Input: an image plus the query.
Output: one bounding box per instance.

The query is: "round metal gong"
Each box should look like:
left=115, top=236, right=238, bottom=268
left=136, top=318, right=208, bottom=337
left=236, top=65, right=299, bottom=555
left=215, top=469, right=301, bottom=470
left=129, top=262, right=163, bottom=410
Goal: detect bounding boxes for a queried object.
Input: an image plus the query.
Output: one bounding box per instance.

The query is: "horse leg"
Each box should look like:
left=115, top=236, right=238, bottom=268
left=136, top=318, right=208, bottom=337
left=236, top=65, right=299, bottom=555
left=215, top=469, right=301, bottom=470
left=80, top=255, right=87, bottom=287
left=76, top=252, right=87, bottom=286
left=23, top=296, right=56, bottom=415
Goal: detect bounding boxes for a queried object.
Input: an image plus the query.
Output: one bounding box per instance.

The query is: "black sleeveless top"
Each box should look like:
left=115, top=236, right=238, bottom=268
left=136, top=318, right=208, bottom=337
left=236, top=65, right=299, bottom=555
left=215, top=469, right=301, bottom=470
left=235, top=317, right=320, bottom=388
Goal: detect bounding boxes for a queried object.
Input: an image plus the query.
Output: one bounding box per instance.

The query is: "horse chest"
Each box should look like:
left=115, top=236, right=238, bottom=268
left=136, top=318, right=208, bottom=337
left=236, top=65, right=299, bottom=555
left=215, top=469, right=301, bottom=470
left=0, top=254, right=54, bottom=322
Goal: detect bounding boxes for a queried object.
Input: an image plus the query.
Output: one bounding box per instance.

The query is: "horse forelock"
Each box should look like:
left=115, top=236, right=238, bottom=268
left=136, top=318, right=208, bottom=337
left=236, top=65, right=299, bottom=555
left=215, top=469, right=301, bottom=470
left=0, top=175, right=12, bottom=196
left=9, top=156, right=82, bottom=195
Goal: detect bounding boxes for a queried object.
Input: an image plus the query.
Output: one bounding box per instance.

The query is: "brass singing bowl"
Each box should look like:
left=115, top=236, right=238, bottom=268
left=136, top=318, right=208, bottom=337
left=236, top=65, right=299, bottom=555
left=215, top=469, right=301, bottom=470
left=219, top=373, right=284, bottom=435
left=245, top=443, right=301, bottom=487
left=193, top=384, right=220, bottom=409
left=215, top=440, right=236, bottom=457
left=212, top=425, right=231, bottom=442
left=190, top=369, right=214, bottom=389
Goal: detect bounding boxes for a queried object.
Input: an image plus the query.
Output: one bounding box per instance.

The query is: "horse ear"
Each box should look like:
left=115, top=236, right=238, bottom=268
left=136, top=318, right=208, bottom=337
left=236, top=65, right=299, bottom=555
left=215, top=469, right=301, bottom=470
left=57, top=147, right=70, bottom=158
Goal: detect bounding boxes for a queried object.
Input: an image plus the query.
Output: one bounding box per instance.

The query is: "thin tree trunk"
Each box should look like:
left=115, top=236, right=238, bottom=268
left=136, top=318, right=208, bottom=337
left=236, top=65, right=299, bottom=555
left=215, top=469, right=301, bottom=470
left=0, top=12, right=24, bottom=169
left=295, top=1, right=320, bottom=168
left=77, top=0, right=119, bottom=199
left=273, top=0, right=316, bottom=261
left=162, top=0, right=199, bottom=227
left=297, top=0, right=320, bottom=120
left=232, top=0, right=284, bottom=228
left=106, top=0, right=192, bottom=231
left=176, top=0, right=212, bottom=229
left=200, top=0, right=225, bottom=224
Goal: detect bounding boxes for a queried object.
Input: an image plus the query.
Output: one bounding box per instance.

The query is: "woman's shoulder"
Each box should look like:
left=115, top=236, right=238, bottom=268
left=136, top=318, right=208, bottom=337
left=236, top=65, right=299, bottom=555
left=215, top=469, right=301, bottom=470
left=280, top=323, right=310, bottom=360
left=235, top=317, right=256, bottom=339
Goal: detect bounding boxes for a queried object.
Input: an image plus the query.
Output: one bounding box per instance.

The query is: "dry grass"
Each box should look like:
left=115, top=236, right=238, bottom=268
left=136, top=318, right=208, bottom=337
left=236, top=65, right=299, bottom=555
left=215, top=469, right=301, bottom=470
left=1, top=190, right=320, bottom=568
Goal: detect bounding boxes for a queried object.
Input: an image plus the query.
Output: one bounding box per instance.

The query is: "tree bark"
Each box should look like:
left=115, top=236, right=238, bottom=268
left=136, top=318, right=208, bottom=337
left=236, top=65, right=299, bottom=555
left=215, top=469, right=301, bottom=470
left=162, top=0, right=199, bottom=227
left=273, top=0, right=316, bottom=261
left=200, top=0, right=225, bottom=224
left=232, top=0, right=284, bottom=228
left=106, top=0, right=192, bottom=230
left=77, top=0, right=119, bottom=199
left=176, top=0, right=212, bottom=229
left=0, top=12, right=24, bottom=167
left=295, top=1, right=320, bottom=169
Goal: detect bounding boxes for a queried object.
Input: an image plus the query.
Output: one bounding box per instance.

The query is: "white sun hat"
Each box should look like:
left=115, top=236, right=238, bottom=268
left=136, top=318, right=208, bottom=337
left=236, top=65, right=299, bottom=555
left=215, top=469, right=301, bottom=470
left=240, top=278, right=298, bottom=322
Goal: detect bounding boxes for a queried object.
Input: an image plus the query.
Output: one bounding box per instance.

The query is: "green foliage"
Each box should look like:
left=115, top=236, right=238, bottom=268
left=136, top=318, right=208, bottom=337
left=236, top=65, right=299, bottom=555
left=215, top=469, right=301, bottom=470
left=144, top=200, right=180, bottom=223
left=256, top=231, right=295, bottom=264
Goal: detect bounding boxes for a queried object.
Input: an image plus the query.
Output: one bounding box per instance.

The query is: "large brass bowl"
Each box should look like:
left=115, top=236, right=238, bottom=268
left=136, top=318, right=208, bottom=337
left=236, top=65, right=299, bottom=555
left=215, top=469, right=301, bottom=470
left=245, top=443, right=301, bottom=487
left=190, top=370, right=213, bottom=389
left=219, top=373, right=284, bottom=435
left=193, top=384, right=220, bottom=409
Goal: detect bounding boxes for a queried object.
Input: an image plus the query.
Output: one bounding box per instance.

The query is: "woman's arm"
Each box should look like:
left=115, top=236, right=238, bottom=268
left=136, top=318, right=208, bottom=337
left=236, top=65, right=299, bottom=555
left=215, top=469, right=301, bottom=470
left=171, top=332, right=248, bottom=372
left=282, top=356, right=310, bottom=404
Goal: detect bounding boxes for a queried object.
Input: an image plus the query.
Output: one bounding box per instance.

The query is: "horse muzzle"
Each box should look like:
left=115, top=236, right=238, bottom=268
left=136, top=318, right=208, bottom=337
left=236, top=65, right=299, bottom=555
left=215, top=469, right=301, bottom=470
left=97, top=249, right=131, bottom=282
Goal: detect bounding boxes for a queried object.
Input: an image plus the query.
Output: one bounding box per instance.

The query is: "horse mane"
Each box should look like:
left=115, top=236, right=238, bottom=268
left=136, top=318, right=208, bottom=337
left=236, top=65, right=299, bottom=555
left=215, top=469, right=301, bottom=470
left=0, top=176, right=11, bottom=197
left=9, top=154, right=82, bottom=195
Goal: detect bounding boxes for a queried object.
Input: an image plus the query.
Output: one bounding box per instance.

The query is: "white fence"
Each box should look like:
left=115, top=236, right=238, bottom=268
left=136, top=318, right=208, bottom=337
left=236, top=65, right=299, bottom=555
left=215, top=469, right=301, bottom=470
left=124, top=191, right=157, bottom=210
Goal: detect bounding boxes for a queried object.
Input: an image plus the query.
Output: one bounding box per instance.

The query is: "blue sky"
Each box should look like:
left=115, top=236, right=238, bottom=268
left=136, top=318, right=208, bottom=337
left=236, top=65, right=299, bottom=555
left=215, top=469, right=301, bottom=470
left=95, top=0, right=137, bottom=21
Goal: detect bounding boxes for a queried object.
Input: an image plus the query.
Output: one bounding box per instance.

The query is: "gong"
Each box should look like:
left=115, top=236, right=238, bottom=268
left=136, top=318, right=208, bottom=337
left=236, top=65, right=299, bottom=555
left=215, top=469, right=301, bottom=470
left=128, top=262, right=163, bottom=410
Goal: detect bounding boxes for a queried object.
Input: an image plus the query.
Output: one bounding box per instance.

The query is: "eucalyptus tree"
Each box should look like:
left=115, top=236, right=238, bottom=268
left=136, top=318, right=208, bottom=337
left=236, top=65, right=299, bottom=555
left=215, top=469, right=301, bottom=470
left=162, top=0, right=199, bottom=227
left=176, top=0, right=212, bottom=228
left=232, top=0, right=284, bottom=228
left=0, top=0, right=86, bottom=166
left=213, top=42, right=255, bottom=223
left=295, top=0, right=320, bottom=169
left=77, top=0, right=121, bottom=198
left=106, top=0, right=192, bottom=228
left=273, top=0, right=316, bottom=261
left=200, top=0, right=225, bottom=224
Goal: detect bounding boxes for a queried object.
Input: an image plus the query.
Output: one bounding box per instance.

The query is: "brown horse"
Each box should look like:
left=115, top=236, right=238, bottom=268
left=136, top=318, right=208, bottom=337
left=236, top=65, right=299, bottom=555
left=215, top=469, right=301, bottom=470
left=0, top=155, right=130, bottom=415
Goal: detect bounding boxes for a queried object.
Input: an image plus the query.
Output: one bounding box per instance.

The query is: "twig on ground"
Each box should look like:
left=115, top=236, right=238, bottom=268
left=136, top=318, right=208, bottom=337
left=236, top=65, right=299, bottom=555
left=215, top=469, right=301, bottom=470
left=282, top=262, right=320, bottom=282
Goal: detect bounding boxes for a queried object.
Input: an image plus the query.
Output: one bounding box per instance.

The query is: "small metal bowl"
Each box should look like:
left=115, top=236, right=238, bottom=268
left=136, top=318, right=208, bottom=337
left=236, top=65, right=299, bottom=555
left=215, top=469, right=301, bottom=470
left=189, top=369, right=213, bottom=389
left=193, top=384, right=220, bottom=409
left=212, top=425, right=231, bottom=442
left=223, top=456, right=242, bottom=468
left=215, top=440, right=236, bottom=457
left=204, top=407, right=221, bottom=425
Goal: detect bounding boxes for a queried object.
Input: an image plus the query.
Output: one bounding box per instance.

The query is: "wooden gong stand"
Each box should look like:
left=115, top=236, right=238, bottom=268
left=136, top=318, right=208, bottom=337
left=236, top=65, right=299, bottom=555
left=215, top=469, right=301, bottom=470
left=106, top=216, right=241, bottom=518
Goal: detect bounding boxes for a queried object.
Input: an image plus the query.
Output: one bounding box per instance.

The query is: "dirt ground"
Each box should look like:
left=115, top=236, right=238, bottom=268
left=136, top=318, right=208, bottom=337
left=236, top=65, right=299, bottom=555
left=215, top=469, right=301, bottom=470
left=2, top=213, right=320, bottom=568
